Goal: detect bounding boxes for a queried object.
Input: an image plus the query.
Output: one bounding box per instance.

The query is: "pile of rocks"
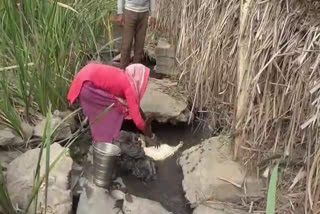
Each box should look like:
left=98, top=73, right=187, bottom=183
left=154, top=38, right=176, bottom=76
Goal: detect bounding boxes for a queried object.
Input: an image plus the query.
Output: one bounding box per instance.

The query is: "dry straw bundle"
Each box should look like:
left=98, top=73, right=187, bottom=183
left=157, top=0, right=320, bottom=212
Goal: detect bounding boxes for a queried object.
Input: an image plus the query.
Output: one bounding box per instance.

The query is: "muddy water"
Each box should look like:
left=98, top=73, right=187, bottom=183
left=70, top=117, right=211, bottom=214
left=120, top=121, right=211, bottom=214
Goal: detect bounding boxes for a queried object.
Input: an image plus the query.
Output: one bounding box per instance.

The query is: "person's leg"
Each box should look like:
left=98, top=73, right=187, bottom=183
left=120, top=10, right=138, bottom=69
left=132, top=12, right=149, bottom=64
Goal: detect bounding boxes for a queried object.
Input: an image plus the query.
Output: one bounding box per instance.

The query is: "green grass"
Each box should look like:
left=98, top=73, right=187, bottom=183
left=266, top=163, right=280, bottom=214
left=0, top=106, right=104, bottom=213
left=0, top=163, right=15, bottom=214
left=0, top=0, right=117, bottom=212
left=0, top=0, right=116, bottom=131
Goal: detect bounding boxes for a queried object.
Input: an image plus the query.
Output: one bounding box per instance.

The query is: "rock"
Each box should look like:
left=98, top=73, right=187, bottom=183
left=179, top=136, right=263, bottom=205
left=110, top=189, right=126, bottom=200
left=55, top=110, right=78, bottom=133
left=141, top=78, right=190, bottom=123
left=193, top=203, right=246, bottom=214
left=156, top=56, right=175, bottom=67
left=6, top=143, right=73, bottom=213
left=77, top=182, right=120, bottom=214
left=155, top=38, right=175, bottom=58
left=0, top=122, right=33, bottom=147
left=155, top=64, right=177, bottom=76
left=71, top=162, right=84, bottom=193
left=0, top=128, right=23, bottom=147
left=34, top=113, right=72, bottom=140
left=0, top=150, right=22, bottom=169
left=122, top=194, right=173, bottom=214
left=155, top=39, right=176, bottom=76
left=77, top=184, right=172, bottom=214
left=21, top=122, right=33, bottom=141
left=0, top=128, right=16, bottom=146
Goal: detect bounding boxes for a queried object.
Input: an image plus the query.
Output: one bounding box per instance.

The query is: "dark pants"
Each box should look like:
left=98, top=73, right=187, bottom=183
left=120, top=10, right=149, bottom=69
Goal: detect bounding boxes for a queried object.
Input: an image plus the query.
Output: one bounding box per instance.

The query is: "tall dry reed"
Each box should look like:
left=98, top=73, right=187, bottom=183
left=157, top=0, right=320, bottom=212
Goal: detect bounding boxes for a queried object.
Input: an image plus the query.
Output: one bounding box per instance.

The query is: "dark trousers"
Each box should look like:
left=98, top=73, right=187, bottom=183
left=120, top=10, right=149, bottom=69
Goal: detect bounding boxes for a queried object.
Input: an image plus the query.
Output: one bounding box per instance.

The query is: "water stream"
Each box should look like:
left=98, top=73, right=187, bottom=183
left=71, top=120, right=211, bottom=214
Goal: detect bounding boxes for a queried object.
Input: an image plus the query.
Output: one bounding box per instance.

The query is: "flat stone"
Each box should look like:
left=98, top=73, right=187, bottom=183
left=141, top=78, right=190, bottom=123
left=77, top=183, right=171, bottom=214
left=179, top=136, right=263, bottom=205
left=34, top=113, right=72, bottom=140
left=0, top=128, right=16, bottom=146
left=77, top=182, right=120, bottom=214
left=6, top=143, right=73, bottom=213
left=0, top=150, right=22, bottom=169
left=155, top=39, right=175, bottom=58
left=193, top=203, right=246, bottom=214
left=0, top=128, right=23, bottom=147
left=155, top=64, right=177, bottom=76
left=123, top=194, right=173, bottom=214
left=156, top=56, right=175, bottom=67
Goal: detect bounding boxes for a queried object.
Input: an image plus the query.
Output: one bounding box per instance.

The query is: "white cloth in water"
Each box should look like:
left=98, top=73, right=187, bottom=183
left=140, top=139, right=184, bottom=161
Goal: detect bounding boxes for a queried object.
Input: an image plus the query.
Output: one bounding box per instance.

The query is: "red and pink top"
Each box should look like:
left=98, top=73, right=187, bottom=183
left=67, top=63, right=150, bottom=131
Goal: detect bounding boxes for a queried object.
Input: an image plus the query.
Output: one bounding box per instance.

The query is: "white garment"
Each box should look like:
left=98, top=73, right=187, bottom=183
left=139, top=138, right=184, bottom=161
left=117, top=0, right=156, bottom=17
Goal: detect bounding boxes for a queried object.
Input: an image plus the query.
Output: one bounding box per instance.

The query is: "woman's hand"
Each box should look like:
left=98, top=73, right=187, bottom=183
left=144, top=116, right=153, bottom=137
left=144, top=122, right=152, bottom=137
left=147, top=134, right=160, bottom=148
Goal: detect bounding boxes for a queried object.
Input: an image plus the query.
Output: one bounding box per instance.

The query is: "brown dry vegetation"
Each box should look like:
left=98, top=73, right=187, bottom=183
left=156, top=0, right=320, bottom=213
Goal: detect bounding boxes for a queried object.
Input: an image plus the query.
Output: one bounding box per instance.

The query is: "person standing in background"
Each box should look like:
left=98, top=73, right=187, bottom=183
left=116, top=0, right=156, bottom=69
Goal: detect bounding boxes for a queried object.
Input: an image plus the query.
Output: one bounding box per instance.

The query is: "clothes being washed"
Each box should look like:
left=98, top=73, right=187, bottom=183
left=115, top=131, right=157, bottom=181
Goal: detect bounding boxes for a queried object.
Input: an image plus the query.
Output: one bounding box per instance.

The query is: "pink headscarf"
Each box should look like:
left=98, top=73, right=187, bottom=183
left=116, top=64, right=150, bottom=119
left=125, top=64, right=150, bottom=103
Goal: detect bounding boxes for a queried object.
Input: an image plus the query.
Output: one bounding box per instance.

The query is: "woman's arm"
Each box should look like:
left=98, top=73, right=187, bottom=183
left=140, top=107, right=147, bottom=120
left=125, top=89, right=153, bottom=137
